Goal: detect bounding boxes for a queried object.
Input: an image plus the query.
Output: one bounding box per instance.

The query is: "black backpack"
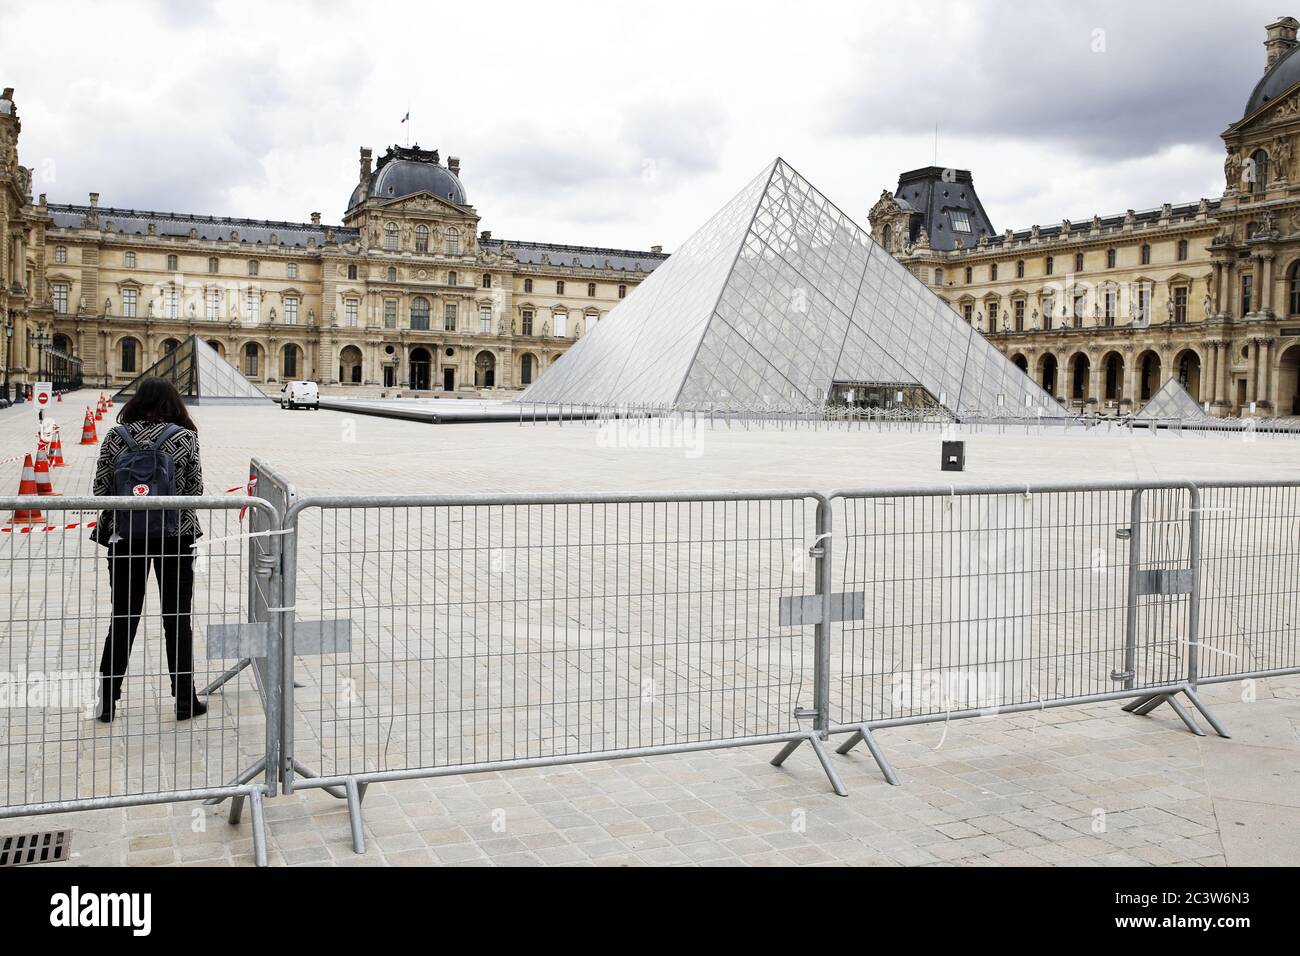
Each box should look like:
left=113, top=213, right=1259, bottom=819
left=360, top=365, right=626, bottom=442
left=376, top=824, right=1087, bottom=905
left=111, top=423, right=183, bottom=539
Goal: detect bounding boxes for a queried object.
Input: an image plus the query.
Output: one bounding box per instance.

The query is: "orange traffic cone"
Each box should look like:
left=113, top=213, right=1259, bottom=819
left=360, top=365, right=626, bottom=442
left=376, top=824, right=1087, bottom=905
left=106, top=394, right=113, bottom=408
left=94, top=399, right=103, bottom=422
left=49, top=427, right=65, bottom=467
left=33, top=447, right=57, bottom=496
left=81, top=409, right=98, bottom=444
left=57, top=392, right=63, bottom=403
left=10, top=454, right=44, bottom=525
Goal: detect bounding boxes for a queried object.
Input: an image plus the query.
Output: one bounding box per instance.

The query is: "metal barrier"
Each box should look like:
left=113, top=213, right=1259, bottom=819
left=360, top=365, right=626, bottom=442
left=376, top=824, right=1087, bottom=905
left=825, top=481, right=1233, bottom=785
left=0, top=495, right=279, bottom=865
left=280, top=491, right=845, bottom=852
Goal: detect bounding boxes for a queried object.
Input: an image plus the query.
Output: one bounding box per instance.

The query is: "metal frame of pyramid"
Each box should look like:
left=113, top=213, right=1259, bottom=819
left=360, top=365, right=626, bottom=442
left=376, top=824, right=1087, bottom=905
left=1134, top=377, right=1209, bottom=420
left=520, top=158, right=1065, bottom=420
left=114, top=335, right=272, bottom=405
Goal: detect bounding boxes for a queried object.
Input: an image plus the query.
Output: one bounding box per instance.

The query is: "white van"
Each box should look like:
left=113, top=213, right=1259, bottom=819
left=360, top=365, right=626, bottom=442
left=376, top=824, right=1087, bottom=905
left=280, top=380, right=320, bottom=410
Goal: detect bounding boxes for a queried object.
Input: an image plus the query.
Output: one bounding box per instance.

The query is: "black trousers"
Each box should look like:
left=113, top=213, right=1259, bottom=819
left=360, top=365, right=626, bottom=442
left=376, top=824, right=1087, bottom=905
left=98, top=535, right=197, bottom=701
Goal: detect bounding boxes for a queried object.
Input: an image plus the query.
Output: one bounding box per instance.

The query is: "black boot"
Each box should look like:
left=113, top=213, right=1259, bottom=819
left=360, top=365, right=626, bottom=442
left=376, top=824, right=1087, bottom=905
left=96, top=676, right=118, bottom=723
left=175, top=677, right=207, bottom=720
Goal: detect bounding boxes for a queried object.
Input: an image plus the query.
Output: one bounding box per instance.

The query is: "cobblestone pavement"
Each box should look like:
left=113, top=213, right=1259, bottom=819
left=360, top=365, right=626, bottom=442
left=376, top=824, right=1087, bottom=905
left=0, top=396, right=1297, bottom=866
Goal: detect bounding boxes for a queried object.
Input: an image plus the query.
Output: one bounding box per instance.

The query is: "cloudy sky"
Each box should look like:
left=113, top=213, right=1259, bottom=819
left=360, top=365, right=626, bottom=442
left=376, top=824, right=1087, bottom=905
left=0, top=0, right=1281, bottom=250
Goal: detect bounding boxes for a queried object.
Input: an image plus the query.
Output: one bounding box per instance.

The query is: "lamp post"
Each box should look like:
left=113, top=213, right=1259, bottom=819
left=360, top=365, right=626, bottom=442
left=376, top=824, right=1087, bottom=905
left=3, top=312, right=12, bottom=405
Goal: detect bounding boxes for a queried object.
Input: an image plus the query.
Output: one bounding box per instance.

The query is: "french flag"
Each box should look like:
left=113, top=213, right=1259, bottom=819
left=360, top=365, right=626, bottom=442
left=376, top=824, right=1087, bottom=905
left=401, top=111, right=409, bottom=123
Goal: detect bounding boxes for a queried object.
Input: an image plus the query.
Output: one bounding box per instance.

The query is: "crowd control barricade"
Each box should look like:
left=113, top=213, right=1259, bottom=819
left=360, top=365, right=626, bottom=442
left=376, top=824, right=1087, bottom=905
left=0, top=494, right=280, bottom=865
left=824, top=480, right=1230, bottom=785
left=280, top=490, right=844, bottom=853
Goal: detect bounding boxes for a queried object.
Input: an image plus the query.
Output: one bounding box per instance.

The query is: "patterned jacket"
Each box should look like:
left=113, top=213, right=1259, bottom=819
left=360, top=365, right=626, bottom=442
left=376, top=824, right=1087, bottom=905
left=92, top=421, right=204, bottom=544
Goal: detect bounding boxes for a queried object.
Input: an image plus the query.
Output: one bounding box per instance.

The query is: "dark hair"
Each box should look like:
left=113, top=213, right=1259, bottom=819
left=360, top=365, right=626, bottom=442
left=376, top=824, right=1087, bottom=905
left=116, top=378, right=198, bottom=433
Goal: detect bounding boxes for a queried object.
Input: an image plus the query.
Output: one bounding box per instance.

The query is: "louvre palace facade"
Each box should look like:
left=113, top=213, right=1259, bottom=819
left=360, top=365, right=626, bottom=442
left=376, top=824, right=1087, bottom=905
left=1, top=95, right=666, bottom=397
left=868, top=16, right=1300, bottom=417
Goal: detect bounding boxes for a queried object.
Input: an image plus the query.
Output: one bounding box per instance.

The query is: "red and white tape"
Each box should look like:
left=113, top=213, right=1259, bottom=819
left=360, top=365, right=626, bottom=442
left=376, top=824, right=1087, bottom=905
left=2, top=521, right=97, bottom=534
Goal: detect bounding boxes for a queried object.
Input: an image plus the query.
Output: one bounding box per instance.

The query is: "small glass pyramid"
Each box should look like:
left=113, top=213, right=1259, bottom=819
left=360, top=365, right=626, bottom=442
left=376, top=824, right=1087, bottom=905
left=1134, top=378, right=1209, bottom=420
left=521, top=158, right=1064, bottom=420
left=114, top=335, right=271, bottom=405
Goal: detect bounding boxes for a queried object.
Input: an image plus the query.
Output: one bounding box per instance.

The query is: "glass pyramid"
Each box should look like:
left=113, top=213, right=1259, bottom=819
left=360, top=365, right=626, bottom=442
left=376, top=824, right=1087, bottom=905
left=114, top=335, right=272, bottom=405
left=521, top=158, right=1064, bottom=419
left=1134, top=378, right=1208, bottom=420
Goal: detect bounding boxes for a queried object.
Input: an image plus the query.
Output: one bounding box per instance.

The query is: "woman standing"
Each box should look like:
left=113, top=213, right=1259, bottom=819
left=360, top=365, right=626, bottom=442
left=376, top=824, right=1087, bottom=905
left=92, top=377, right=207, bottom=722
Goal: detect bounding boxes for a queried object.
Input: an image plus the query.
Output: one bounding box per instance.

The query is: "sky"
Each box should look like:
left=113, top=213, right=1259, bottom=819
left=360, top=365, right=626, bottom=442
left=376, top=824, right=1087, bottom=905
left=0, top=0, right=1283, bottom=251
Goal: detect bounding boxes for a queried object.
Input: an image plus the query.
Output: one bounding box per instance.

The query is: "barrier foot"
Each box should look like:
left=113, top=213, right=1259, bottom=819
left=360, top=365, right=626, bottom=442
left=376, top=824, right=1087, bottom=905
left=345, top=778, right=367, bottom=855
left=807, top=736, right=849, bottom=797
left=769, top=738, right=802, bottom=767
left=1165, top=694, right=1205, bottom=736
left=834, top=729, right=864, bottom=755
left=291, top=758, right=349, bottom=800
left=199, top=657, right=251, bottom=695
left=1183, top=687, right=1231, bottom=739
left=1131, top=694, right=1167, bottom=717
left=857, top=724, right=901, bottom=786
left=228, top=793, right=245, bottom=825
left=208, top=757, right=265, bottom=807
left=249, top=789, right=268, bottom=868
left=1122, top=693, right=1160, bottom=714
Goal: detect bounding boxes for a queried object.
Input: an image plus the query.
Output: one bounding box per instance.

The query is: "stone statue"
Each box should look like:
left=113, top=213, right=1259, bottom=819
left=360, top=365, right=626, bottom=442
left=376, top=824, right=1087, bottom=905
left=1165, top=299, right=1174, bottom=322
left=1031, top=308, right=1039, bottom=328
left=103, top=297, right=111, bottom=316
left=147, top=299, right=155, bottom=317
left=541, top=321, right=550, bottom=337
left=1203, top=293, right=1213, bottom=317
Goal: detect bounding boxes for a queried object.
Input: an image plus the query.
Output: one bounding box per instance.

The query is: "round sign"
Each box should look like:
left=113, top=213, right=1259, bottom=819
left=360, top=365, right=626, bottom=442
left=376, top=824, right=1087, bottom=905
left=132, top=484, right=150, bottom=497
left=36, top=393, right=48, bottom=406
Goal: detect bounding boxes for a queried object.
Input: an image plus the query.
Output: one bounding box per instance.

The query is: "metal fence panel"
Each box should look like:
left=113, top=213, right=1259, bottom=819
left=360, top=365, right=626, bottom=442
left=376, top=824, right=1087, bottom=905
left=827, top=482, right=1197, bottom=729
left=0, top=496, right=277, bottom=849
left=281, top=492, right=823, bottom=791
left=1195, top=482, right=1300, bottom=684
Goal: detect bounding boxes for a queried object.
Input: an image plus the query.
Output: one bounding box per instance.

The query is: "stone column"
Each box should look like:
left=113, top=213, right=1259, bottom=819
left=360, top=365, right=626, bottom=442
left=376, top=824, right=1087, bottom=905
left=1087, top=354, right=1102, bottom=407
left=1246, top=338, right=1259, bottom=409
left=1214, top=339, right=1229, bottom=408
left=1259, top=337, right=1274, bottom=408
left=1261, top=255, right=1275, bottom=314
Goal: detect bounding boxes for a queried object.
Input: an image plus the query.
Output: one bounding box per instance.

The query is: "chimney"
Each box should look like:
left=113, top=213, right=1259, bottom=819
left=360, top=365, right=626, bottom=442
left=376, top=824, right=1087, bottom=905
left=310, top=212, right=321, bottom=225
left=1266, top=16, right=1299, bottom=69
left=650, top=244, right=663, bottom=254
left=448, top=156, right=461, bottom=177
left=359, top=147, right=372, bottom=183
left=89, top=192, right=99, bottom=208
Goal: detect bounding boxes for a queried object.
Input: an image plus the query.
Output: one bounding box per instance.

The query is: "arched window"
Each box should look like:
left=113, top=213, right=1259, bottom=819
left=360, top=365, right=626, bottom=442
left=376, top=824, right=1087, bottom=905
left=243, top=342, right=260, bottom=377
left=882, top=224, right=892, bottom=249
left=208, top=256, right=219, bottom=273
left=523, top=278, right=533, bottom=293
left=1249, top=149, right=1269, bottom=194
left=1177, top=239, right=1188, bottom=261
left=520, top=353, right=536, bottom=385
left=1106, top=248, right=1116, bottom=268
left=934, top=268, right=943, bottom=286
left=556, top=280, right=565, bottom=295
left=167, top=254, right=178, bottom=271
left=387, top=266, right=397, bottom=282
left=482, top=273, right=492, bottom=289
left=1016, top=260, right=1024, bottom=279
left=120, top=337, right=139, bottom=374
left=410, top=296, right=430, bottom=330
left=414, top=224, right=429, bottom=253
left=1074, top=252, right=1084, bottom=272
left=447, top=271, right=458, bottom=286
left=587, top=282, right=596, bottom=296
left=1140, top=243, right=1150, bottom=265
left=347, top=264, right=358, bottom=280
left=445, top=227, right=460, bottom=255
left=1289, top=260, right=1300, bottom=314
left=617, top=284, right=626, bottom=299
left=1045, top=256, right=1054, bottom=275
left=384, top=222, right=399, bottom=251
left=989, top=264, right=997, bottom=281
left=964, top=266, right=972, bottom=283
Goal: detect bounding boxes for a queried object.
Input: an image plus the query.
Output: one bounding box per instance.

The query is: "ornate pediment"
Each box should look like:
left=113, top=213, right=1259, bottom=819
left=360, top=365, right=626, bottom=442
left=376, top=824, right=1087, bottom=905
left=374, top=191, right=474, bottom=217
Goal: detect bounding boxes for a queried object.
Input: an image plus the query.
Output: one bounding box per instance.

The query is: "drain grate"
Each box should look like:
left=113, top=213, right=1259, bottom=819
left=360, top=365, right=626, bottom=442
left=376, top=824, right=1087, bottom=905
left=0, top=830, right=71, bottom=866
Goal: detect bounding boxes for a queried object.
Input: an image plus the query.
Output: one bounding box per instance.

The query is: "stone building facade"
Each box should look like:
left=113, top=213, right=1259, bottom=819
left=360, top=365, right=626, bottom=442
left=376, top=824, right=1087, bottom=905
left=868, top=16, right=1300, bottom=418
left=3, top=110, right=667, bottom=396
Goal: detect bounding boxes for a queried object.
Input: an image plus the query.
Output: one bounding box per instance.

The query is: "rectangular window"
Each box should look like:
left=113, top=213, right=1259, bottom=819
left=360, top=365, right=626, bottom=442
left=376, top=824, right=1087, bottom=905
left=167, top=254, right=178, bottom=271
left=121, top=339, right=137, bottom=373
left=1138, top=286, right=1151, bottom=323
left=1241, top=275, right=1253, bottom=315
left=165, top=287, right=178, bottom=319
left=1014, top=299, right=1025, bottom=331
left=246, top=291, right=260, bottom=323
left=949, top=210, right=971, bottom=233
left=52, top=282, right=69, bottom=314
left=1104, top=289, right=1117, bottom=326
left=988, top=302, right=998, bottom=331
left=384, top=299, right=397, bottom=329
left=345, top=297, right=359, bottom=327
left=587, top=282, right=596, bottom=297
left=208, top=257, right=219, bottom=273
left=285, top=296, right=299, bottom=325
left=480, top=304, right=492, bottom=333
left=287, top=262, right=299, bottom=279
left=122, top=287, right=138, bottom=318
left=522, top=309, right=534, bottom=336
left=1173, top=285, right=1188, bottom=324
left=206, top=289, right=220, bottom=320
left=248, top=260, right=259, bottom=276
left=1042, top=295, right=1055, bottom=330
left=125, top=251, right=136, bottom=268
left=1073, top=293, right=1087, bottom=327
left=553, top=312, right=567, bottom=337
left=962, top=303, right=972, bottom=324
left=444, top=303, right=457, bottom=331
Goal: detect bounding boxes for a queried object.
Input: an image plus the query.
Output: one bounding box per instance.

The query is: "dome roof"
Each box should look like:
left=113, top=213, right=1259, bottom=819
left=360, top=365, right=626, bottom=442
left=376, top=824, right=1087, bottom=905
left=1244, top=43, right=1300, bottom=117
left=349, top=145, right=466, bottom=211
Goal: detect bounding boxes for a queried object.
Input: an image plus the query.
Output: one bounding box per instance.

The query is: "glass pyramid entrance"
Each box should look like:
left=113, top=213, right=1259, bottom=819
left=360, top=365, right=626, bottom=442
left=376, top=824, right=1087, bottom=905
left=114, top=335, right=271, bottom=405
left=1134, top=378, right=1208, bottom=420
left=521, top=159, right=1065, bottom=419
